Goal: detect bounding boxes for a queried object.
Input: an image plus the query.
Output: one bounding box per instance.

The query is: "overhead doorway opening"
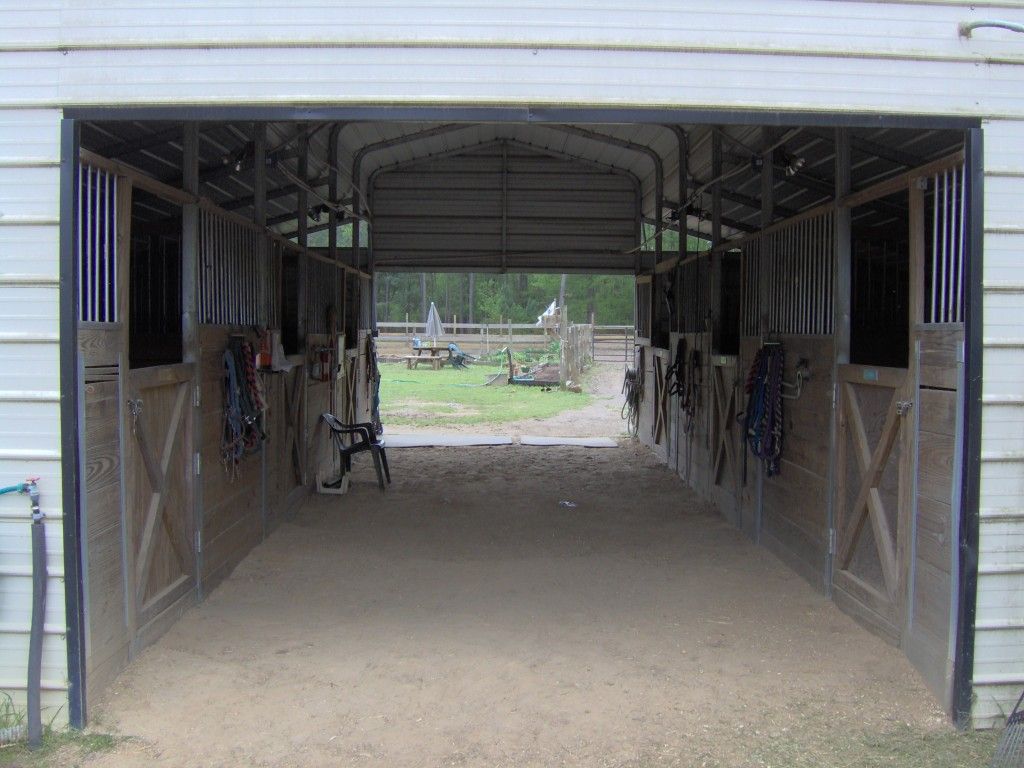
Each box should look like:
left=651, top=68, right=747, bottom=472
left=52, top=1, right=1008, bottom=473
left=63, top=111, right=979, bottom=738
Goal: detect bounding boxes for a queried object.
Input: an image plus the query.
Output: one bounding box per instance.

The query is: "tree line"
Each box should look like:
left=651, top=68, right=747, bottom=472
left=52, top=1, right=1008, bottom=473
left=374, top=273, right=635, bottom=327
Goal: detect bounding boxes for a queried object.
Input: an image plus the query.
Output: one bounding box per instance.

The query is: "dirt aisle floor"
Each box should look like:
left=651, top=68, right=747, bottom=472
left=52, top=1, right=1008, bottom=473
left=82, top=443, right=970, bottom=768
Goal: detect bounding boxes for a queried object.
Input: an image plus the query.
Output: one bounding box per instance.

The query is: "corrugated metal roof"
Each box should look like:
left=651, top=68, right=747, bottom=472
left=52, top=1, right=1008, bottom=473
left=77, top=120, right=964, bottom=249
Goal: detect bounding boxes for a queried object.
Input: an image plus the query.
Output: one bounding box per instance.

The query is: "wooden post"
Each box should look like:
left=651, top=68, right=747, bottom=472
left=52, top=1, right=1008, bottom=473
left=900, top=175, right=927, bottom=634
left=828, top=127, right=854, bottom=595
left=181, top=123, right=203, bottom=599
left=115, top=175, right=135, bottom=639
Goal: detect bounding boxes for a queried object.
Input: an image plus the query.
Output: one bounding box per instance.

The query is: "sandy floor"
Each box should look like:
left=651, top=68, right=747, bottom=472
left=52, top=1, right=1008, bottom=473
left=391, top=362, right=628, bottom=438
left=83, top=444, right=948, bottom=768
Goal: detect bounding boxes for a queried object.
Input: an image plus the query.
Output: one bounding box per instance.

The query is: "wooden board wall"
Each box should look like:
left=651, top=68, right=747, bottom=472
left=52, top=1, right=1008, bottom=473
left=79, top=327, right=130, bottom=704
left=672, top=333, right=714, bottom=500
left=81, top=377, right=129, bottom=704
left=198, top=326, right=264, bottom=593
left=305, top=333, right=334, bottom=488
left=640, top=333, right=834, bottom=592
left=758, top=335, right=834, bottom=591
left=906, top=324, right=963, bottom=708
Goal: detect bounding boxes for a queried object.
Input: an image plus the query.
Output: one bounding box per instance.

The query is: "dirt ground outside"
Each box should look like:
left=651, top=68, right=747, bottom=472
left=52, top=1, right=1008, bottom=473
left=380, top=361, right=628, bottom=438
left=67, top=443, right=997, bottom=768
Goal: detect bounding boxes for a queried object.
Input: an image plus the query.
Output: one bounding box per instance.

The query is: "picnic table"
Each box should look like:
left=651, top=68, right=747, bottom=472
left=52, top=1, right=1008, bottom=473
left=404, top=343, right=451, bottom=370
left=413, top=345, right=450, bottom=358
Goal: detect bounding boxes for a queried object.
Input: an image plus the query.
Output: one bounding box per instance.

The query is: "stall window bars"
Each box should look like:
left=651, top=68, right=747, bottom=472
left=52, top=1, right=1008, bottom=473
left=306, top=256, right=341, bottom=335
left=679, top=253, right=713, bottom=334
left=740, top=210, right=834, bottom=336
left=198, top=209, right=263, bottom=325
left=77, top=163, right=118, bottom=323
left=926, top=165, right=966, bottom=324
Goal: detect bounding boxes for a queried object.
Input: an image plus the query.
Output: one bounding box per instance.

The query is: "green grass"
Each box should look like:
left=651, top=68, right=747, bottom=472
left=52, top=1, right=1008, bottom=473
left=0, top=694, right=117, bottom=767
left=0, top=731, right=118, bottom=768
left=379, top=362, right=591, bottom=427
left=750, top=721, right=999, bottom=768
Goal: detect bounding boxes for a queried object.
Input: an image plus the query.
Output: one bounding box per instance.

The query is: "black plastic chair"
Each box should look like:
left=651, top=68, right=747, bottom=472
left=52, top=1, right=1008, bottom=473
left=321, top=413, right=391, bottom=491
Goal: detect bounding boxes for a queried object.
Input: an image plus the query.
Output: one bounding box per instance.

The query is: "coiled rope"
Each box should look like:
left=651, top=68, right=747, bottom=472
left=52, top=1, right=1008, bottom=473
left=221, top=337, right=266, bottom=478
left=621, top=347, right=644, bottom=438
left=742, top=343, right=785, bottom=477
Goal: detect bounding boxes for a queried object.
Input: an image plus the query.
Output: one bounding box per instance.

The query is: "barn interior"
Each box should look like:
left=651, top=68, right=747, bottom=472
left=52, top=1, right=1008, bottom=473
left=71, top=117, right=971, bottom=727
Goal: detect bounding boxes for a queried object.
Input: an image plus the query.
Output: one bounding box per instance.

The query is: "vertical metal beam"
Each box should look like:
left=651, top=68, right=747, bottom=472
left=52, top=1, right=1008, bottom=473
left=327, top=123, right=344, bottom=352
left=759, top=136, right=775, bottom=337
left=252, top=122, right=268, bottom=540
left=182, top=125, right=199, bottom=361
left=666, top=126, right=688, bottom=479
left=710, top=129, right=723, bottom=350
left=59, top=117, right=87, bottom=728
left=296, top=131, right=308, bottom=346
left=253, top=123, right=268, bottom=316
left=367, top=184, right=377, bottom=334
left=500, top=140, right=508, bottom=274
left=327, top=124, right=340, bottom=265
left=181, top=123, right=204, bottom=601
left=953, top=126, right=983, bottom=728
left=833, top=129, right=852, bottom=364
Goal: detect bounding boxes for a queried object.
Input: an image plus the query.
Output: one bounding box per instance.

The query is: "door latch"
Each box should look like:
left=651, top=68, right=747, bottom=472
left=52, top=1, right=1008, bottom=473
left=127, top=398, right=143, bottom=433
left=896, top=400, right=914, bottom=416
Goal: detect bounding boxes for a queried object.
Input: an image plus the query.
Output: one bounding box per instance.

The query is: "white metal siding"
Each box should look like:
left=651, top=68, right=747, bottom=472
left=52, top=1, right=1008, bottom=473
left=0, top=107, right=68, bottom=724
left=0, top=0, right=1021, bottom=727
left=974, top=117, right=1024, bottom=728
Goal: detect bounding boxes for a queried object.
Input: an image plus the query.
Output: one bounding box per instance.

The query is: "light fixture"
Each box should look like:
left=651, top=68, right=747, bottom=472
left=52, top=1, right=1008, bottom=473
left=774, top=148, right=805, bottom=178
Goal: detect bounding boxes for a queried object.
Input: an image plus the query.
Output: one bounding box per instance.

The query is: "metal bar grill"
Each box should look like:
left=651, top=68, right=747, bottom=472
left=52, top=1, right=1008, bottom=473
left=741, top=239, right=761, bottom=336
left=306, top=256, right=344, bottom=334
left=926, top=165, right=966, bottom=324
left=77, top=161, right=118, bottom=323
left=198, top=208, right=268, bottom=326
left=739, top=209, right=834, bottom=336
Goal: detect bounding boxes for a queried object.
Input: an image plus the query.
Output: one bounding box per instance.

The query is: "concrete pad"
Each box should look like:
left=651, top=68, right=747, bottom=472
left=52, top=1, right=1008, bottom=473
left=519, top=435, right=619, bottom=447
left=384, top=433, right=513, bottom=447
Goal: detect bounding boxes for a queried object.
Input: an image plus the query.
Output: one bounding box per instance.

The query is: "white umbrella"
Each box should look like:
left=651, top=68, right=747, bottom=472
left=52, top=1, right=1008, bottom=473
left=536, top=300, right=557, bottom=327
left=425, top=302, right=445, bottom=342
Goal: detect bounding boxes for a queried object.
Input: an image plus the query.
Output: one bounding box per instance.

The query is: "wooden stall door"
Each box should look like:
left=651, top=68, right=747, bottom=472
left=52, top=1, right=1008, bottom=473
left=710, top=356, right=740, bottom=524
left=833, top=364, right=911, bottom=643
left=124, top=363, right=196, bottom=647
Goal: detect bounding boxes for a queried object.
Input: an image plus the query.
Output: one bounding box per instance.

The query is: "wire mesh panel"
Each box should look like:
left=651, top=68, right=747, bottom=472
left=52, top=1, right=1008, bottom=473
left=740, top=210, right=834, bottom=336
left=78, top=162, right=118, bottom=322
left=198, top=209, right=263, bottom=325
left=926, top=165, right=966, bottom=324
left=306, top=256, right=341, bottom=334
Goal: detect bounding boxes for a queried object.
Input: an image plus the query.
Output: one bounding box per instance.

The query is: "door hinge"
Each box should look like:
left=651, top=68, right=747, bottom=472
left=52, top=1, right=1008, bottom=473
left=828, top=528, right=837, bottom=556
left=194, top=384, right=201, bottom=408
left=195, top=529, right=202, bottom=554
left=194, top=451, right=201, bottom=476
